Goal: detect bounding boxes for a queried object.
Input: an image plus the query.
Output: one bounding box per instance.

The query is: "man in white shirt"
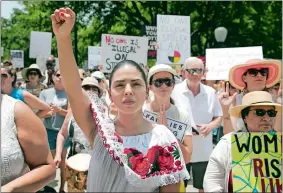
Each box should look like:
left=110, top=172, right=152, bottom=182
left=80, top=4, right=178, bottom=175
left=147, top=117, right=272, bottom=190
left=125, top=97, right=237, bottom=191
left=171, top=57, right=223, bottom=193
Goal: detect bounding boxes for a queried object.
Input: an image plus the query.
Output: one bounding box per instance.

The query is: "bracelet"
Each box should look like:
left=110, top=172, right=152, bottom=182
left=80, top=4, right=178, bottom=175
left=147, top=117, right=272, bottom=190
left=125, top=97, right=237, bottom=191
left=224, top=116, right=230, bottom=120
left=59, top=108, right=62, bottom=112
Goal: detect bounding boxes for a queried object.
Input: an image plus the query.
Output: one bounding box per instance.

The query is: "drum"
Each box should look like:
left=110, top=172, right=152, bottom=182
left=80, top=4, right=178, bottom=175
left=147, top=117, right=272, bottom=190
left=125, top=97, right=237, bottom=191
left=65, top=153, right=91, bottom=192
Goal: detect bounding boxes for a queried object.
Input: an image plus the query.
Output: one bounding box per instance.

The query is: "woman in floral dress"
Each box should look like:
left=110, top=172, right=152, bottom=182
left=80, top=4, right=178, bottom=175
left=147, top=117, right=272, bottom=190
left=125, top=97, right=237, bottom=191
left=51, top=7, right=189, bottom=192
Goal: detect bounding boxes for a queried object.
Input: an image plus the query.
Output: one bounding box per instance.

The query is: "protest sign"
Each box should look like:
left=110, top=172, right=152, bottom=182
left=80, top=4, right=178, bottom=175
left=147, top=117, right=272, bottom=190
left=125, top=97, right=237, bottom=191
left=144, top=26, right=157, bottom=59
left=143, top=110, right=187, bottom=141
left=101, top=34, right=148, bottom=73
left=10, top=50, right=24, bottom=68
left=29, top=31, right=52, bottom=58
left=231, top=132, right=282, bottom=193
left=36, top=55, right=48, bottom=73
left=88, top=46, right=101, bottom=70
left=205, top=46, right=263, bottom=80
left=157, top=15, right=190, bottom=65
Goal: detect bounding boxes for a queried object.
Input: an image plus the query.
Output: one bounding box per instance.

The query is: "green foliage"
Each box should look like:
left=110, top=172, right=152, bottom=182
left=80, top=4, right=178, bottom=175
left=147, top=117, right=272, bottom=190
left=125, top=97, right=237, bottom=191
left=1, top=1, right=281, bottom=68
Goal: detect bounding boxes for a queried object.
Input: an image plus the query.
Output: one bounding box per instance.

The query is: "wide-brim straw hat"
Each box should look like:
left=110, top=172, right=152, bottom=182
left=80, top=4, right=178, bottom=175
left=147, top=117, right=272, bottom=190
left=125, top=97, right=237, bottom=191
left=229, top=59, right=281, bottom=90
left=22, top=64, right=46, bottom=81
left=66, top=153, right=91, bottom=172
left=81, top=77, right=104, bottom=98
left=229, top=91, right=281, bottom=119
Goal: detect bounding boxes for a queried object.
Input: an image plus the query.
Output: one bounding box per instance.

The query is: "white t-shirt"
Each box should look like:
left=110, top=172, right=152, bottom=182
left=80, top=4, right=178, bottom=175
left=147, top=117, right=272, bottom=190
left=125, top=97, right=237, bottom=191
left=143, top=103, right=192, bottom=138
left=172, top=80, right=223, bottom=162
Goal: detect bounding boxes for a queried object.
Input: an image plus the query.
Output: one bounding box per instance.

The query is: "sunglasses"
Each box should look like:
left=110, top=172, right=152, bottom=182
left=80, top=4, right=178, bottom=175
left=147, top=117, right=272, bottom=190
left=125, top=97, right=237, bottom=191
left=246, top=68, right=268, bottom=77
left=28, top=71, right=39, bottom=76
left=55, top=74, right=61, bottom=78
left=83, top=85, right=99, bottom=92
left=249, top=109, right=277, bottom=118
left=1, top=73, right=8, bottom=79
left=186, top=68, right=203, bottom=74
left=152, top=78, right=174, bottom=88
left=96, top=78, right=102, bottom=83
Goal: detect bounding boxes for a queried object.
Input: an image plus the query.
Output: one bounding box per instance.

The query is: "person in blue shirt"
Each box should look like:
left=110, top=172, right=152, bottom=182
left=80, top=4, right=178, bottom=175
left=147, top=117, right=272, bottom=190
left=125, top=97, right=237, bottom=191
left=1, top=65, right=50, bottom=118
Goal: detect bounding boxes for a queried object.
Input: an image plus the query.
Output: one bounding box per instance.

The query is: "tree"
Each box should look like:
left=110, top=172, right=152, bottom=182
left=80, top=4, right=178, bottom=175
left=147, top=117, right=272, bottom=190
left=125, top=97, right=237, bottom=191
left=1, top=1, right=281, bottom=68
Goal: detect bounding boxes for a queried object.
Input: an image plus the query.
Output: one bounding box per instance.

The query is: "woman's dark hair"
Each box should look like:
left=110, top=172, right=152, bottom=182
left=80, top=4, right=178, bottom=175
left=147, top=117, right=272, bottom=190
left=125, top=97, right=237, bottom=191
left=241, top=106, right=251, bottom=120
left=2, top=66, right=17, bottom=87
left=109, top=60, right=147, bottom=89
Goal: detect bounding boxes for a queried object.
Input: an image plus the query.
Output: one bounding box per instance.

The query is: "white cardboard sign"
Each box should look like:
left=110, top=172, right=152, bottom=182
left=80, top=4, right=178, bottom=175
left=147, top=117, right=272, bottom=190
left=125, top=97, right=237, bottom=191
left=205, top=46, right=263, bottom=80
left=157, top=14, right=191, bottom=65
left=10, top=50, right=24, bottom=68
left=29, top=31, right=52, bottom=58
left=101, top=34, right=148, bottom=73
left=88, top=46, right=101, bottom=70
left=143, top=110, right=187, bottom=142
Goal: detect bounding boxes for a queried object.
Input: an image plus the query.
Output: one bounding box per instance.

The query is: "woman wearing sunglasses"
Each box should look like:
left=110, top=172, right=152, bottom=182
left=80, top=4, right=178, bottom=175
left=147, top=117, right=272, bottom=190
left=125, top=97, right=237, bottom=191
left=1, top=66, right=50, bottom=118
left=204, top=91, right=281, bottom=192
left=54, top=77, right=103, bottom=192
left=51, top=7, right=189, bottom=192
left=219, top=59, right=281, bottom=134
left=21, top=64, right=48, bottom=98
left=144, top=64, right=193, bottom=164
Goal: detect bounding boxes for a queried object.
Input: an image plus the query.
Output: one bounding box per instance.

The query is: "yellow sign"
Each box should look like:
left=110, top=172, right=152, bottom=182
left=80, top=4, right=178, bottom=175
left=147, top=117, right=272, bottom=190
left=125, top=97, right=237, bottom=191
left=231, top=132, right=282, bottom=192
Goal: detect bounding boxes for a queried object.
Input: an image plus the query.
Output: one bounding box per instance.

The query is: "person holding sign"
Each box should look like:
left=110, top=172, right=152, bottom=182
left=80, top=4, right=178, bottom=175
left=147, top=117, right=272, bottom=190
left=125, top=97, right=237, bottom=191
left=204, top=91, right=282, bottom=192
left=171, top=57, right=223, bottom=193
left=143, top=64, right=193, bottom=164
left=51, top=7, right=189, bottom=192
left=218, top=59, right=282, bottom=135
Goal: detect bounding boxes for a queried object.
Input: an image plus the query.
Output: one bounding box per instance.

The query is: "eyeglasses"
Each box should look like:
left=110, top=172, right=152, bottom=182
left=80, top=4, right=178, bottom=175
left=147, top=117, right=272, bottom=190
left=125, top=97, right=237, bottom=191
left=249, top=109, right=277, bottom=118
left=55, top=74, right=61, bottom=78
left=1, top=74, right=8, bottom=79
left=152, top=78, right=175, bottom=88
left=186, top=68, right=203, bottom=75
left=28, top=71, right=38, bottom=76
left=83, top=85, right=99, bottom=92
left=246, top=68, right=268, bottom=77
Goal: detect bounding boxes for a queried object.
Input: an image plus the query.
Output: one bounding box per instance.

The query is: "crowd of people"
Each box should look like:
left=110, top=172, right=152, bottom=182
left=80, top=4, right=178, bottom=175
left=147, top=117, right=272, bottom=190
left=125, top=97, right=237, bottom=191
left=1, top=7, right=282, bottom=193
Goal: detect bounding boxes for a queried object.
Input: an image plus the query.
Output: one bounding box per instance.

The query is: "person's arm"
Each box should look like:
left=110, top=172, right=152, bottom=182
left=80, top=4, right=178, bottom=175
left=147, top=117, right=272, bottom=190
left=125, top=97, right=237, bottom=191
left=203, top=137, right=228, bottom=192
left=54, top=109, right=73, bottom=167
left=23, top=90, right=50, bottom=111
left=1, top=102, right=56, bottom=192
left=179, top=135, right=192, bottom=164
left=160, top=183, right=181, bottom=192
left=51, top=8, right=96, bottom=147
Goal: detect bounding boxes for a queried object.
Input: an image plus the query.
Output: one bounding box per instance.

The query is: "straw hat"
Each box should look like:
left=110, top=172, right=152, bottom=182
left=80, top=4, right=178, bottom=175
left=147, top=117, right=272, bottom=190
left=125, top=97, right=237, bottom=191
left=81, top=77, right=103, bottom=97
left=21, top=64, right=46, bottom=81
left=66, top=153, right=91, bottom=172
left=229, top=91, right=281, bottom=118
left=147, top=64, right=176, bottom=83
left=229, top=59, right=281, bottom=90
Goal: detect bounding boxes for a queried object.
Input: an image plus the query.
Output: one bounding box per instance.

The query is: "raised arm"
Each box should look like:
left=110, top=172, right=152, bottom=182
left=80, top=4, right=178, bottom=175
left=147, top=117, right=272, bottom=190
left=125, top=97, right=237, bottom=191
left=51, top=8, right=96, bottom=146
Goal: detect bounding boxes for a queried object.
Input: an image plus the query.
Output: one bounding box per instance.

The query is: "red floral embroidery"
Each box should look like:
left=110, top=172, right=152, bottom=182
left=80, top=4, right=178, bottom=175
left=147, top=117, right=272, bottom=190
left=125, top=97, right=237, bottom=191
left=124, top=142, right=182, bottom=178
left=90, top=102, right=183, bottom=178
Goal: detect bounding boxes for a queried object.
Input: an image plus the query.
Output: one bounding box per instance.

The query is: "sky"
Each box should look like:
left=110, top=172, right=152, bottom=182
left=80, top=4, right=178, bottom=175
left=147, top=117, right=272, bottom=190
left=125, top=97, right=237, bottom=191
left=1, top=1, right=24, bottom=19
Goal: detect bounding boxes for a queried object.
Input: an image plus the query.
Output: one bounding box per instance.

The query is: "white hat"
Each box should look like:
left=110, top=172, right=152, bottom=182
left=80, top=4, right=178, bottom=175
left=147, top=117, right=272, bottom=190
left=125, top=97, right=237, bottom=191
left=91, top=71, right=106, bottom=80
left=81, top=77, right=104, bottom=97
left=229, top=91, right=281, bottom=119
left=147, top=64, right=176, bottom=83
left=21, top=64, right=46, bottom=81
left=66, top=153, right=91, bottom=172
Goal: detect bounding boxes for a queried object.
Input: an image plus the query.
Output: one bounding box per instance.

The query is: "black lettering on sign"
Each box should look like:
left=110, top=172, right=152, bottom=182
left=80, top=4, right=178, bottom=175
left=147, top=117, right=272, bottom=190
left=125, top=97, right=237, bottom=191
left=235, top=133, right=251, bottom=153
left=114, top=53, right=127, bottom=61
left=252, top=136, right=262, bottom=154
left=105, top=58, right=112, bottom=71
left=173, top=131, right=178, bottom=137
